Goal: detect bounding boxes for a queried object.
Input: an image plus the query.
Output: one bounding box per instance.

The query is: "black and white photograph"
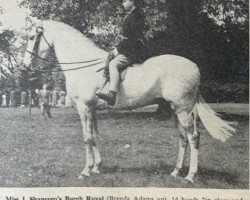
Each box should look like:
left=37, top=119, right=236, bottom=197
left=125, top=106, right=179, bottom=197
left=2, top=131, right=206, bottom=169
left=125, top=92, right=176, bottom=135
left=0, top=0, right=248, bottom=194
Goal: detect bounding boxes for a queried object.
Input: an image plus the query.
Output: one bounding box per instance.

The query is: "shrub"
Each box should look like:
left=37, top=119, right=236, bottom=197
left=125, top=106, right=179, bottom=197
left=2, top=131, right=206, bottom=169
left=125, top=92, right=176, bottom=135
left=200, top=80, right=249, bottom=103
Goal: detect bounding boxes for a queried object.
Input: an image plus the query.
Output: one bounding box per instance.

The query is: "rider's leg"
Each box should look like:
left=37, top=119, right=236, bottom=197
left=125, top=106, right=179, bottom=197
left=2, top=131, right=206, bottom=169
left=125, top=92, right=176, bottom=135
left=96, top=54, right=129, bottom=106
left=103, top=50, right=115, bottom=80
left=109, top=59, right=121, bottom=93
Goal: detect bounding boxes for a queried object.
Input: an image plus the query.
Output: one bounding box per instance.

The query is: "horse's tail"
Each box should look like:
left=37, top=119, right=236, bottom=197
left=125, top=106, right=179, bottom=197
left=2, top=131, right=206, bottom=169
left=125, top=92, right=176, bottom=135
left=196, top=94, right=236, bottom=142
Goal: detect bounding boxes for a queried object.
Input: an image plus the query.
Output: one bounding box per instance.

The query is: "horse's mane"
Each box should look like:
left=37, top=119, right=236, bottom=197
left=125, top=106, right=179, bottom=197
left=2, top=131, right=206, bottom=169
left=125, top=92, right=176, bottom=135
left=43, top=20, right=107, bottom=58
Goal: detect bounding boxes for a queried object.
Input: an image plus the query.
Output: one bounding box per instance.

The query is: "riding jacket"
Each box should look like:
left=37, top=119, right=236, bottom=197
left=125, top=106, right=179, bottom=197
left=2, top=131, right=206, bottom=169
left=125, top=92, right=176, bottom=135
left=116, top=8, right=148, bottom=63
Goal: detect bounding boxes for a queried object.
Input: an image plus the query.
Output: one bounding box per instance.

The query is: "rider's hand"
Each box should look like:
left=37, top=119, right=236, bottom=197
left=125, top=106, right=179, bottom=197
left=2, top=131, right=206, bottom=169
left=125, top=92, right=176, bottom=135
left=103, top=67, right=110, bottom=81
left=103, top=67, right=109, bottom=75
left=108, top=50, right=115, bottom=60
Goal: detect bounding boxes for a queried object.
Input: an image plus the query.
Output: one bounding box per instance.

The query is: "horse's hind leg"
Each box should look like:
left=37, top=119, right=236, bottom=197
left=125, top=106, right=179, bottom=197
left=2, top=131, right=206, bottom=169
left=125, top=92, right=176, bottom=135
left=91, top=110, right=102, bottom=174
left=174, top=108, right=199, bottom=182
left=171, top=116, right=188, bottom=177
left=185, top=109, right=200, bottom=182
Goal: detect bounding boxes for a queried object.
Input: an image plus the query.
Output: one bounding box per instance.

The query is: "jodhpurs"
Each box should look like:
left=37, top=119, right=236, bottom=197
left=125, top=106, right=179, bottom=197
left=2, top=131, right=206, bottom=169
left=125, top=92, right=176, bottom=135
left=109, top=54, right=130, bottom=93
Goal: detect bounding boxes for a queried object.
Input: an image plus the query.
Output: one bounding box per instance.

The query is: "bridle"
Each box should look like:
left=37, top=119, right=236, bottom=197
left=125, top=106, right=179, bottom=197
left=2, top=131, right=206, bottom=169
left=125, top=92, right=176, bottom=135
left=26, top=26, right=105, bottom=72
left=26, top=27, right=45, bottom=59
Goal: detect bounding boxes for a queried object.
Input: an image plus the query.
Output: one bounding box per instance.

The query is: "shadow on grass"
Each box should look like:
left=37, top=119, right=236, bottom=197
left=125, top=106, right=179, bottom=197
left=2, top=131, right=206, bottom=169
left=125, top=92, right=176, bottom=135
left=101, top=162, right=174, bottom=175
left=98, top=111, right=248, bottom=121
left=199, top=167, right=241, bottom=186
left=63, top=109, right=248, bottom=124
left=178, top=166, right=241, bottom=186
left=101, top=163, right=242, bottom=186
left=61, top=111, right=163, bottom=122
left=98, top=111, right=173, bottom=121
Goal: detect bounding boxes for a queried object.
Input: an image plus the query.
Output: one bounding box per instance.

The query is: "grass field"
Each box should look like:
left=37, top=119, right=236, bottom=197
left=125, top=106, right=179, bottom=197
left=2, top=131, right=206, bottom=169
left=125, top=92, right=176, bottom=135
left=0, top=105, right=248, bottom=188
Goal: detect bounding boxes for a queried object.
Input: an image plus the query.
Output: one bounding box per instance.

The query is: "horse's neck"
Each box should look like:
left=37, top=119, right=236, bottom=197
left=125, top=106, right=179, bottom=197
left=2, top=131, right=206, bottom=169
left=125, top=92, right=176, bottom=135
left=44, top=22, right=108, bottom=95
left=53, top=41, right=107, bottom=70
left=50, top=24, right=108, bottom=71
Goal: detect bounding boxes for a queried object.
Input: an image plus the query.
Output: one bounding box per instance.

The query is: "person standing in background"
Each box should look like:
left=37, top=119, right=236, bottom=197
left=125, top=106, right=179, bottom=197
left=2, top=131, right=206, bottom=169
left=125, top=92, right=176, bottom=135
left=1, top=94, right=6, bottom=106
left=51, top=89, right=59, bottom=107
left=20, top=91, right=27, bottom=107
left=58, top=91, right=66, bottom=107
left=32, top=89, right=40, bottom=108
left=39, top=84, right=52, bottom=118
left=5, top=90, right=10, bottom=107
left=10, top=90, right=15, bottom=107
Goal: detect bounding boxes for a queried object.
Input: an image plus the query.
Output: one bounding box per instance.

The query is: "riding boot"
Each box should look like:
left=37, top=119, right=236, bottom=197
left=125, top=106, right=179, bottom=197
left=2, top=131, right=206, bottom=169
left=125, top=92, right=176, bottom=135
left=96, top=90, right=116, bottom=106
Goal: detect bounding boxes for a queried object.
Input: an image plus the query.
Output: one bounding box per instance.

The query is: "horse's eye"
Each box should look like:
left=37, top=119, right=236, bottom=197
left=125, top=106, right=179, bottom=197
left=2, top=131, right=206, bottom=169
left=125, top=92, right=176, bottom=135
left=29, top=36, right=35, bottom=40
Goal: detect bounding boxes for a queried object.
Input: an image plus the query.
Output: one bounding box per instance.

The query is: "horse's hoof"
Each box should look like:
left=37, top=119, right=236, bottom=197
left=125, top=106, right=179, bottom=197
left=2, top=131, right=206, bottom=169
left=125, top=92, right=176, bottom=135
left=170, top=170, right=179, bottom=177
left=78, top=175, right=84, bottom=179
left=79, top=170, right=91, bottom=178
left=184, top=176, right=194, bottom=183
left=91, top=167, right=100, bottom=174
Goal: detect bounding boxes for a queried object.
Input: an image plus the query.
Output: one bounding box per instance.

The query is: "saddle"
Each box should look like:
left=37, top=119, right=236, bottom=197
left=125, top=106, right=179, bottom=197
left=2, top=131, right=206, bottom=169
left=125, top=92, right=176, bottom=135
left=100, top=48, right=148, bottom=81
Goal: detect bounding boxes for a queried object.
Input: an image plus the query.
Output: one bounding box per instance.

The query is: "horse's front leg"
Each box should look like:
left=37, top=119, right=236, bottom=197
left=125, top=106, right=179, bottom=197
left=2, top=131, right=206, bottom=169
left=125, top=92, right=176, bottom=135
left=91, top=110, right=102, bottom=174
left=77, top=104, right=95, bottom=178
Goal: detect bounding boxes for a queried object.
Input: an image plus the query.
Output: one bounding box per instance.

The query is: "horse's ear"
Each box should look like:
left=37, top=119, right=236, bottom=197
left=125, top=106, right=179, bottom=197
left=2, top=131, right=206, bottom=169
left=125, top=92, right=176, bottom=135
left=36, top=27, right=44, bottom=34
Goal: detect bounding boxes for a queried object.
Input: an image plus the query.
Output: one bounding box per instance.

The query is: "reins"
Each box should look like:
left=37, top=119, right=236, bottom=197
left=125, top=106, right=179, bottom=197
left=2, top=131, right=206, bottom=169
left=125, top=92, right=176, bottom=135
left=29, top=59, right=105, bottom=73
left=26, top=49, right=102, bottom=65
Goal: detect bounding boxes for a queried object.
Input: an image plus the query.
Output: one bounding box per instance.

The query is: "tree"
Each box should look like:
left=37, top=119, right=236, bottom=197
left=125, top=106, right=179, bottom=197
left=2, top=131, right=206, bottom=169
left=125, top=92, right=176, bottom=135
left=0, top=30, right=25, bottom=91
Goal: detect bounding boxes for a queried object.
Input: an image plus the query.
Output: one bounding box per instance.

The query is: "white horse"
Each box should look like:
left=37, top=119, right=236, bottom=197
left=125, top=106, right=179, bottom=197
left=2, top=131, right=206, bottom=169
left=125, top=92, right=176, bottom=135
left=23, top=20, right=235, bottom=182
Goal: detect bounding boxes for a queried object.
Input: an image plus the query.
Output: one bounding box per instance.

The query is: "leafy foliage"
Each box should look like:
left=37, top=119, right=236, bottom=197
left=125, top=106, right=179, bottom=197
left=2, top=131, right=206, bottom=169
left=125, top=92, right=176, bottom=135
left=0, top=30, right=25, bottom=92
left=201, top=79, right=249, bottom=103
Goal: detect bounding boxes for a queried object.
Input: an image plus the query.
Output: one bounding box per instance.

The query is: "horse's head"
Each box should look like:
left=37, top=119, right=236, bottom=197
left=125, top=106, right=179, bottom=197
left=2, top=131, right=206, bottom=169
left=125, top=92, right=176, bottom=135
left=23, top=23, right=53, bottom=68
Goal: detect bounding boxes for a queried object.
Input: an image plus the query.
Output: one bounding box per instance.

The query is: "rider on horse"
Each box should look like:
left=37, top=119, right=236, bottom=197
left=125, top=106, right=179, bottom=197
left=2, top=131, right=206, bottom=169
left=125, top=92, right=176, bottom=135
left=96, top=0, right=148, bottom=106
